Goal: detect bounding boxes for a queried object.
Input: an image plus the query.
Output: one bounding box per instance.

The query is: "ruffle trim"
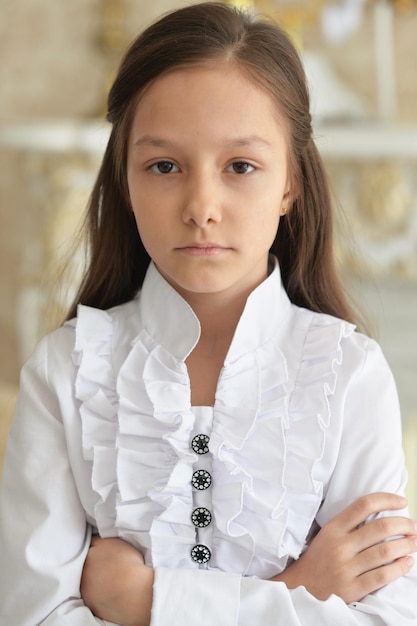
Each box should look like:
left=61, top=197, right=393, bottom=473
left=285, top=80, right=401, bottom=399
left=73, top=305, right=199, bottom=567
left=208, top=310, right=354, bottom=577
left=209, top=337, right=289, bottom=576
left=73, top=306, right=119, bottom=537
left=115, top=330, right=197, bottom=567
left=282, top=313, right=355, bottom=557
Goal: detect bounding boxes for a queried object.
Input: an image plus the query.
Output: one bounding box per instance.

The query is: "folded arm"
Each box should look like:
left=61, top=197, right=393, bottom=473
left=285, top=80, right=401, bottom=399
left=81, top=493, right=416, bottom=626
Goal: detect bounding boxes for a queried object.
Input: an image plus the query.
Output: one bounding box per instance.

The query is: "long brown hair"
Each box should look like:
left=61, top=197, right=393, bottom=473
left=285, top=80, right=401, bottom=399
left=66, top=2, right=357, bottom=326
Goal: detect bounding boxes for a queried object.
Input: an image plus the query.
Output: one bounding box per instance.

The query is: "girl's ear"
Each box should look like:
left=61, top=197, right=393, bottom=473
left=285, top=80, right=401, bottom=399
left=280, top=188, right=291, bottom=216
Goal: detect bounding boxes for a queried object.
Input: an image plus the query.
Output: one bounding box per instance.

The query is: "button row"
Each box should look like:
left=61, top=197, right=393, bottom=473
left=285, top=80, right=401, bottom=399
left=191, top=434, right=212, bottom=565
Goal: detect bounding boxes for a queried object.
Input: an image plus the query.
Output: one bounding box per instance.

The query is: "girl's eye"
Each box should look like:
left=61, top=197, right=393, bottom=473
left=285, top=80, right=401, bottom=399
left=226, top=161, right=255, bottom=175
left=149, top=161, right=179, bottom=175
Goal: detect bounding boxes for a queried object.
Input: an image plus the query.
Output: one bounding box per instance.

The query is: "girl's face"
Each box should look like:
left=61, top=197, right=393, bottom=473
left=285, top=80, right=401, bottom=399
left=127, top=63, right=290, bottom=305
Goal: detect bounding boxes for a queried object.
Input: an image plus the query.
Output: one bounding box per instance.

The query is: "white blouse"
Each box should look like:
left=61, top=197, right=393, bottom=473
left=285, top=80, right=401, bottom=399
left=0, top=260, right=416, bottom=625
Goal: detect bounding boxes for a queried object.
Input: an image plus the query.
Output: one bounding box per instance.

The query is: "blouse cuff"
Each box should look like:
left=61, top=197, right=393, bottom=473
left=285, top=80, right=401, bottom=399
left=151, top=567, right=241, bottom=626
left=151, top=569, right=380, bottom=626
left=239, top=579, right=377, bottom=626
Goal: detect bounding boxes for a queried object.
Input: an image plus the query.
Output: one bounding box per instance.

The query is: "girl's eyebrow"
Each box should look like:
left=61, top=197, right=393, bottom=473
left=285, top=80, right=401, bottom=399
left=133, top=136, right=173, bottom=149
left=133, top=134, right=272, bottom=149
left=228, top=135, right=272, bottom=148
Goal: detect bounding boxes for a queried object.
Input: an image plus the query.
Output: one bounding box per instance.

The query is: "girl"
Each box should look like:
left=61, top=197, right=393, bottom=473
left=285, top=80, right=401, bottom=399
left=0, top=3, right=416, bottom=625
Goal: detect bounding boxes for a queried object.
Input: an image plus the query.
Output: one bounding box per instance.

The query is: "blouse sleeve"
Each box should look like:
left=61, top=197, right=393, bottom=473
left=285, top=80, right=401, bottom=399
left=149, top=335, right=417, bottom=626
left=0, top=334, right=115, bottom=626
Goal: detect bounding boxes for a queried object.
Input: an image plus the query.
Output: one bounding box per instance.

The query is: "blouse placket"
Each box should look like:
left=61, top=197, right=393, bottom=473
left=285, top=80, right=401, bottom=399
left=190, top=407, right=215, bottom=567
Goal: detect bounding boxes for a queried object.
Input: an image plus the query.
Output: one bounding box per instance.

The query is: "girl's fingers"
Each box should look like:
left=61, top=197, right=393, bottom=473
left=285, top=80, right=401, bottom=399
left=355, top=555, right=415, bottom=599
left=355, top=536, right=417, bottom=575
left=331, top=493, right=408, bottom=533
left=354, top=516, right=417, bottom=553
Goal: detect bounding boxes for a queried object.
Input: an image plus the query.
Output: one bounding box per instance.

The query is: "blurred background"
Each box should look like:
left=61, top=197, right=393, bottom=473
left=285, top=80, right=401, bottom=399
left=0, top=0, right=416, bottom=512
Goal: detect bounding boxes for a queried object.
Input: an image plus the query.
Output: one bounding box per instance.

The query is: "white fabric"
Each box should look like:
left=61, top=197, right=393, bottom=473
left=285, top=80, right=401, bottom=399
left=0, top=260, right=416, bottom=625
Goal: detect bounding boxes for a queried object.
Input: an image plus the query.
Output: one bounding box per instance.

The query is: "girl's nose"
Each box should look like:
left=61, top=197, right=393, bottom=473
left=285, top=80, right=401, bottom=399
left=181, top=172, right=222, bottom=227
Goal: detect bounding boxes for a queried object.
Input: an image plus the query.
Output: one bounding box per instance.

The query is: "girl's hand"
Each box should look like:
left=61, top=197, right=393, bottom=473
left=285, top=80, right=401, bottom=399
left=272, top=493, right=417, bottom=604
left=80, top=536, right=153, bottom=626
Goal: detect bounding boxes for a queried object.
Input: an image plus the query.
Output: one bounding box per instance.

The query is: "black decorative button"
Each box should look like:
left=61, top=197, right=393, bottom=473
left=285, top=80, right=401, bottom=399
left=192, top=469, right=212, bottom=490
left=191, top=434, right=210, bottom=455
left=191, top=507, right=212, bottom=528
left=191, top=544, right=211, bottom=564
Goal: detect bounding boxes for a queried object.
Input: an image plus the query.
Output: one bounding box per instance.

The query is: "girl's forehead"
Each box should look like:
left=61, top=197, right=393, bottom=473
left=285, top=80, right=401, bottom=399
left=132, top=61, right=287, bottom=132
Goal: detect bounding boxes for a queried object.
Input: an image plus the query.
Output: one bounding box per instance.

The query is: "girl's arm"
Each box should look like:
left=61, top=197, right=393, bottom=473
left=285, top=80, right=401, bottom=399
left=0, top=334, right=112, bottom=626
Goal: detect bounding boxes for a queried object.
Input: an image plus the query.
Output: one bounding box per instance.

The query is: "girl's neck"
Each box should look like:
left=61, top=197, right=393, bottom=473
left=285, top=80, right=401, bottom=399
left=184, top=292, right=248, bottom=407
left=187, top=290, right=248, bottom=350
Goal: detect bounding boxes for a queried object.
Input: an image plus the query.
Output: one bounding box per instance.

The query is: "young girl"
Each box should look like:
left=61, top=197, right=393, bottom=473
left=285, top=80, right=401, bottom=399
left=0, top=3, right=416, bottom=625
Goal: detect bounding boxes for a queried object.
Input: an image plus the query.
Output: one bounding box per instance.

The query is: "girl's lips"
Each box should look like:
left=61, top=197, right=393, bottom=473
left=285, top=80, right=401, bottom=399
left=178, top=244, right=229, bottom=256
